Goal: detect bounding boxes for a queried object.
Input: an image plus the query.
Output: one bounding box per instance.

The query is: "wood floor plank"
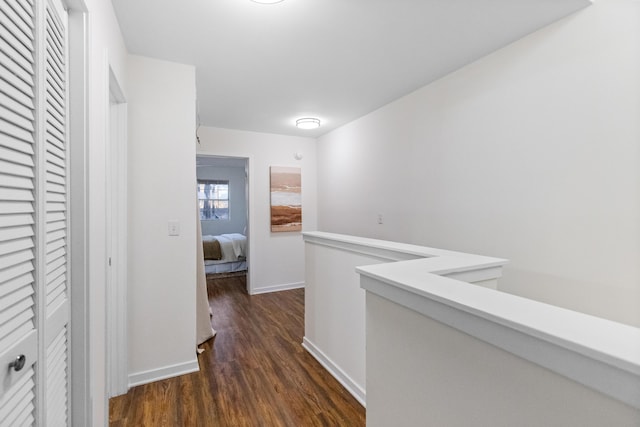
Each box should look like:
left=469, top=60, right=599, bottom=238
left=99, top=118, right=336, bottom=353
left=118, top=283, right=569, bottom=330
left=109, top=275, right=365, bottom=426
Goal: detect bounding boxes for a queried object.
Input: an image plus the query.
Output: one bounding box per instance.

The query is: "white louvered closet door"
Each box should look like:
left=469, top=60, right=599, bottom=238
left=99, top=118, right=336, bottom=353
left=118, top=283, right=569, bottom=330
left=43, top=0, right=69, bottom=425
left=0, top=0, right=39, bottom=424
left=0, top=0, right=70, bottom=425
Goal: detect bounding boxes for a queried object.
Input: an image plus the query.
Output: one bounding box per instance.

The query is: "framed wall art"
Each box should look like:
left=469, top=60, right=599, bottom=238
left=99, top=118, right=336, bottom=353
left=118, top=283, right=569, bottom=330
left=270, top=166, right=302, bottom=232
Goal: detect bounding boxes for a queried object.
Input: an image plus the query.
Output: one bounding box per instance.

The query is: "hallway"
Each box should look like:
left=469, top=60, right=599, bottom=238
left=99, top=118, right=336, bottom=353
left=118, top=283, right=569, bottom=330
left=109, top=275, right=365, bottom=426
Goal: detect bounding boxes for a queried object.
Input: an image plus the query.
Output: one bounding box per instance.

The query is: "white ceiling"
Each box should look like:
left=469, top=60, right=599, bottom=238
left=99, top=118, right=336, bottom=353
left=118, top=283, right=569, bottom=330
left=111, top=0, right=589, bottom=138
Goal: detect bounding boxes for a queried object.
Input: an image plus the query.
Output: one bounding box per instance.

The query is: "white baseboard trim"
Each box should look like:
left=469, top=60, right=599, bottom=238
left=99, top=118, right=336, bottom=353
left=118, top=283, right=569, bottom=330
left=128, top=358, right=200, bottom=388
left=250, top=281, right=304, bottom=295
left=302, top=336, right=366, bottom=407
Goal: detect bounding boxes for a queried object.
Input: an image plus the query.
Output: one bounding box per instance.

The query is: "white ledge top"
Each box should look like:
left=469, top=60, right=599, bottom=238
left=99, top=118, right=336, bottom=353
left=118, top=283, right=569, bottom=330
left=302, top=231, right=507, bottom=268
left=359, top=260, right=640, bottom=374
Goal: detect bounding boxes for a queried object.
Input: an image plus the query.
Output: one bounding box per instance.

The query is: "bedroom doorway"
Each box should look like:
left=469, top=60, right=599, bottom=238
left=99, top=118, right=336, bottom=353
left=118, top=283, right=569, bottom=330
left=196, top=155, right=250, bottom=293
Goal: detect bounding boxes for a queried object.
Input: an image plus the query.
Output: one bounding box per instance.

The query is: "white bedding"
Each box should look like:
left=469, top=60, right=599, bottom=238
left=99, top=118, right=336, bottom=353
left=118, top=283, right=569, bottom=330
left=202, top=233, right=247, bottom=266
left=219, top=233, right=246, bottom=258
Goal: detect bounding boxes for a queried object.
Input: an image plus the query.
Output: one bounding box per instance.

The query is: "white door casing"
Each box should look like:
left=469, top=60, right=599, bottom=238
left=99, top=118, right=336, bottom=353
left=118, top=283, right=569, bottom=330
left=106, top=68, right=128, bottom=398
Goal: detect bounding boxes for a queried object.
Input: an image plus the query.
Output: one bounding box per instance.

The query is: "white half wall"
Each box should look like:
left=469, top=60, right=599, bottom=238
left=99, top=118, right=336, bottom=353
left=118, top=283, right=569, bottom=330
left=197, top=127, right=317, bottom=294
left=303, top=231, right=507, bottom=406
left=316, top=0, right=640, bottom=327
left=366, top=291, right=640, bottom=427
left=127, top=55, right=199, bottom=384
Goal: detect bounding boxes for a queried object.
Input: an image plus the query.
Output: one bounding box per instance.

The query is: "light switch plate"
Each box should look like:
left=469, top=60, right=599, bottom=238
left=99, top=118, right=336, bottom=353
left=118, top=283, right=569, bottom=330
left=168, top=221, right=180, bottom=236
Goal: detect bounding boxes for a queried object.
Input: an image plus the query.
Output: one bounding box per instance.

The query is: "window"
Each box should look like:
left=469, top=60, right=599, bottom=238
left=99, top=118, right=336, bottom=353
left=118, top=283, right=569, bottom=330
left=198, top=180, right=230, bottom=220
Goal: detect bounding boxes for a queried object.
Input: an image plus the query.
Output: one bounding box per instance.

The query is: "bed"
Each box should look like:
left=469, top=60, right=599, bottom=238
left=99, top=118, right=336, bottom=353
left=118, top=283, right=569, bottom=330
left=202, top=233, right=247, bottom=275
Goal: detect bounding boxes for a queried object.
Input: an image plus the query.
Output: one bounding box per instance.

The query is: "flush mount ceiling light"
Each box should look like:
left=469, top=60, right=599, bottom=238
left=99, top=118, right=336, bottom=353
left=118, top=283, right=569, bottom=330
left=296, top=117, right=321, bottom=130
left=251, top=0, right=284, bottom=3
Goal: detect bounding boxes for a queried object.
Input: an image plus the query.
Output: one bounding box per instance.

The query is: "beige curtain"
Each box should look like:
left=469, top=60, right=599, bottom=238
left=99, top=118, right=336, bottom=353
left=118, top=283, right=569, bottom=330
left=196, top=198, right=216, bottom=345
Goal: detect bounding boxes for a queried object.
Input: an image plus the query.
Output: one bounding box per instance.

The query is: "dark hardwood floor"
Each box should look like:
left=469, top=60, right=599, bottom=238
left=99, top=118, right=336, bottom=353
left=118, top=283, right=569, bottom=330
left=109, top=274, right=365, bottom=426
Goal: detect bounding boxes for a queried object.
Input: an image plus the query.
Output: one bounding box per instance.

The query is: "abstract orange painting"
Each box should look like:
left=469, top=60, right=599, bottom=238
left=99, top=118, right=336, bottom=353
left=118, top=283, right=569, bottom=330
left=270, top=166, right=302, bottom=232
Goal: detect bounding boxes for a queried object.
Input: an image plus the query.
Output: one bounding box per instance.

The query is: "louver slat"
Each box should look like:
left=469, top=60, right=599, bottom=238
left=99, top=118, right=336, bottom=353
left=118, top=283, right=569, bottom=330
left=46, top=328, right=68, bottom=426
left=4, top=0, right=34, bottom=29
left=0, top=369, right=35, bottom=426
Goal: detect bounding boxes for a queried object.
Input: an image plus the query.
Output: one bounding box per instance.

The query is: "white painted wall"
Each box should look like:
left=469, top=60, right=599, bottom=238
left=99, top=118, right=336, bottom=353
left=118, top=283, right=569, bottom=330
left=303, top=243, right=381, bottom=405
left=82, top=0, right=130, bottom=424
left=197, top=165, right=247, bottom=236
left=127, top=55, right=199, bottom=384
left=197, top=127, right=317, bottom=294
left=316, top=0, right=640, bottom=327
left=366, top=291, right=640, bottom=427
